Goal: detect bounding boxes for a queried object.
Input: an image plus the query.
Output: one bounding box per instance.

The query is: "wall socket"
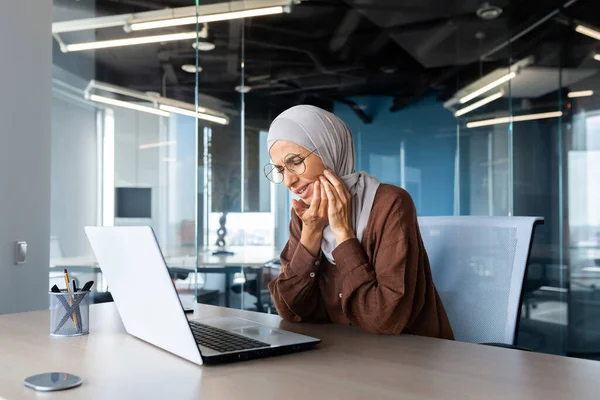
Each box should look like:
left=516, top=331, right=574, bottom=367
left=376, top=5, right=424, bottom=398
left=15, top=241, right=27, bottom=265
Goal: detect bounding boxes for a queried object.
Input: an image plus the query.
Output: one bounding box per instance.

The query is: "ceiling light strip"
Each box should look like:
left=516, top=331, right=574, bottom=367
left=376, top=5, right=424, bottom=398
left=454, top=91, right=503, bottom=117
left=139, top=141, right=176, bottom=149
left=568, top=90, right=594, bottom=98
left=460, top=72, right=517, bottom=104
left=64, top=31, right=198, bottom=52
left=466, top=111, right=563, bottom=128
left=52, top=1, right=292, bottom=34
left=158, top=105, right=229, bottom=125
left=575, top=25, right=600, bottom=41
left=90, top=94, right=170, bottom=117
left=131, top=6, right=284, bottom=31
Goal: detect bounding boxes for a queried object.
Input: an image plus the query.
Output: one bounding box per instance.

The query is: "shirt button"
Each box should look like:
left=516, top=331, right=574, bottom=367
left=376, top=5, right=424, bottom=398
left=314, top=260, right=320, bottom=266
left=309, top=272, right=316, bottom=278
left=338, top=292, right=342, bottom=298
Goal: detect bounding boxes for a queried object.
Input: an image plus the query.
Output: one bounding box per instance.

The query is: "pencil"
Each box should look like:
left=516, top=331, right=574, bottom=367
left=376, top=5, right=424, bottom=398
left=63, top=269, right=79, bottom=329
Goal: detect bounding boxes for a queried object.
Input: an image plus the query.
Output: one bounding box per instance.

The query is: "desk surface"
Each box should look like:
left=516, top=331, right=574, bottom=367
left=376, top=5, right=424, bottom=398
left=1, top=304, right=599, bottom=399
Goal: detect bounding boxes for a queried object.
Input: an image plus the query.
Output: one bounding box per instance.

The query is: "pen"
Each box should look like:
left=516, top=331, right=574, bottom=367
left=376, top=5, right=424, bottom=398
left=81, top=281, right=94, bottom=292
left=63, top=269, right=79, bottom=328
left=72, top=279, right=77, bottom=293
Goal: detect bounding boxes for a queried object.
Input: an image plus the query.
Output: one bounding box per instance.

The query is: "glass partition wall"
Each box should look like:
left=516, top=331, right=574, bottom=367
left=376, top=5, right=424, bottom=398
left=51, top=0, right=600, bottom=360
left=50, top=0, right=205, bottom=307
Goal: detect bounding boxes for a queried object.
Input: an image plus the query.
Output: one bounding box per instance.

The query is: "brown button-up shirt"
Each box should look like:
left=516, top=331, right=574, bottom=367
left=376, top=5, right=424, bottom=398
left=268, top=184, right=454, bottom=339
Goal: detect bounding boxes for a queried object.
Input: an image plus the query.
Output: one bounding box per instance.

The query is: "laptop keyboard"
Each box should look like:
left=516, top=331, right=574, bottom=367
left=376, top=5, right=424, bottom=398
left=189, top=321, right=270, bottom=353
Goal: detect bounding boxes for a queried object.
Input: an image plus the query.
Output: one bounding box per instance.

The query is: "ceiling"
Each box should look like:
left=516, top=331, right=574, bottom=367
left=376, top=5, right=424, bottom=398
left=53, top=0, right=600, bottom=125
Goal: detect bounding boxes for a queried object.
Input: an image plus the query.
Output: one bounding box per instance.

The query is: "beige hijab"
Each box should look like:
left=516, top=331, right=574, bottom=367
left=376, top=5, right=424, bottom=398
left=267, top=105, right=380, bottom=264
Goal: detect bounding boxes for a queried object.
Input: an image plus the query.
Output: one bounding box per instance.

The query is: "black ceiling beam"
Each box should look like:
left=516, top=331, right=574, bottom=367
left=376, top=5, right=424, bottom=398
left=336, top=97, right=372, bottom=124
left=250, top=23, right=326, bottom=40
left=161, top=63, right=178, bottom=86
left=390, top=67, right=460, bottom=112
left=330, top=9, right=362, bottom=52
left=227, top=20, right=243, bottom=76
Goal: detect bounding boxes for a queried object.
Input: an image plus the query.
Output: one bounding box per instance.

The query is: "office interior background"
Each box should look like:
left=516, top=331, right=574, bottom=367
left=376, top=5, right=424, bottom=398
left=5, top=0, right=599, bottom=359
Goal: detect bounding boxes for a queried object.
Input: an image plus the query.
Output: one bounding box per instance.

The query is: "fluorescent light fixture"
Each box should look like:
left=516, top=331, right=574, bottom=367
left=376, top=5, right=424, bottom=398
left=139, top=141, right=175, bottom=149
left=454, top=91, right=503, bottom=117
left=575, top=25, right=600, bottom=41
left=460, top=72, right=516, bottom=104
left=64, top=31, right=198, bottom=52
left=90, top=94, right=170, bottom=117
left=568, top=90, right=594, bottom=98
left=130, top=6, right=285, bottom=31
left=85, top=80, right=228, bottom=123
left=466, top=111, right=563, bottom=128
left=158, top=105, right=228, bottom=125
left=594, top=53, right=600, bottom=62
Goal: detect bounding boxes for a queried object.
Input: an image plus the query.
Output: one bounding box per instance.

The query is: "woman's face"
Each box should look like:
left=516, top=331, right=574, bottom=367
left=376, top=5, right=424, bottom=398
left=269, top=140, right=326, bottom=204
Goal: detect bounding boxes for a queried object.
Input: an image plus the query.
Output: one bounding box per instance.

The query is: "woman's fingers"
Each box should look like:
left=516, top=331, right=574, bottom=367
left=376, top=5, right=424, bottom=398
left=308, top=181, right=321, bottom=213
left=319, top=180, right=328, bottom=217
left=320, top=177, right=339, bottom=212
left=324, top=169, right=351, bottom=202
left=291, top=199, right=305, bottom=217
left=320, top=176, right=338, bottom=200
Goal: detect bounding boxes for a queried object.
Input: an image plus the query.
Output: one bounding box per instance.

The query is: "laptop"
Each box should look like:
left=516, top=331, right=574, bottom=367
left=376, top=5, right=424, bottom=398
left=84, top=226, right=320, bottom=365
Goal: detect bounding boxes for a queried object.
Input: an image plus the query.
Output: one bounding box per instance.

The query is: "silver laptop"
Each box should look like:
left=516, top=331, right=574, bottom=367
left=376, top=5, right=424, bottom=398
left=84, top=226, right=320, bottom=365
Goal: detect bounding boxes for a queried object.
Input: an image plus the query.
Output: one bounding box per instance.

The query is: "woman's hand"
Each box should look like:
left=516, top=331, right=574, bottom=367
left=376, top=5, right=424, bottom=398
left=292, top=181, right=328, bottom=257
left=320, top=170, right=356, bottom=245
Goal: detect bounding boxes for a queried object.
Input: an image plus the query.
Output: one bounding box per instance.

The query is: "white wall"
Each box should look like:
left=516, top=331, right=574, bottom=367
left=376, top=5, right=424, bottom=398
left=0, top=0, right=52, bottom=314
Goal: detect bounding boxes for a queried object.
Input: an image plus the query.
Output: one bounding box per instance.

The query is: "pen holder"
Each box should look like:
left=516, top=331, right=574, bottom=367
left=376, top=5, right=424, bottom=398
left=49, top=290, right=90, bottom=337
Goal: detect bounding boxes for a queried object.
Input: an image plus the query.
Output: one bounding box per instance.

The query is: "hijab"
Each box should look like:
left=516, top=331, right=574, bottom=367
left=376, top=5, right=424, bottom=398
left=267, top=105, right=380, bottom=264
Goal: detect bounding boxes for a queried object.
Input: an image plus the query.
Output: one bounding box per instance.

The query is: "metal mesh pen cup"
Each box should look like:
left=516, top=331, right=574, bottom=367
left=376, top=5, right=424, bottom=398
left=49, top=290, right=90, bottom=336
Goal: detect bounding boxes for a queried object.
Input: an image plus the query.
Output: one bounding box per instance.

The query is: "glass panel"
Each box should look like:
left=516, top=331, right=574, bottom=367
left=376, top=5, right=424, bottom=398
left=194, top=11, right=247, bottom=309
left=510, top=23, right=566, bottom=354
left=51, top=0, right=200, bottom=307
left=50, top=0, right=600, bottom=358
left=559, top=0, right=600, bottom=360
left=455, top=36, right=512, bottom=216
left=50, top=0, right=102, bottom=297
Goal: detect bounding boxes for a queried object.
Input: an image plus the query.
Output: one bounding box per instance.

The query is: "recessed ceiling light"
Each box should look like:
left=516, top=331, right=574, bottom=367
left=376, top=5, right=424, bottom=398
left=476, top=2, right=503, bottom=20
left=181, top=64, right=202, bottom=73
left=192, top=41, right=216, bottom=51
left=235, top=85, right=252, bottom=93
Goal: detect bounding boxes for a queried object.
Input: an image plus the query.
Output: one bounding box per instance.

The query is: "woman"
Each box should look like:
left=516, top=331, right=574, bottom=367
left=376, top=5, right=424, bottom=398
left=265, top=105, right=454, bottom=339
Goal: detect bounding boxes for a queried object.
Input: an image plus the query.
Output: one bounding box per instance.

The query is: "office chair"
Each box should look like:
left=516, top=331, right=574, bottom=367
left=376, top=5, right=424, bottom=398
left=418, top=216, right=543, bottom=347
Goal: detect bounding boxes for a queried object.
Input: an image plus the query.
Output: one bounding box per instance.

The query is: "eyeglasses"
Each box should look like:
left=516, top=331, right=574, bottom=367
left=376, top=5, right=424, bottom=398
left=264, top=149, right=317, bottom=184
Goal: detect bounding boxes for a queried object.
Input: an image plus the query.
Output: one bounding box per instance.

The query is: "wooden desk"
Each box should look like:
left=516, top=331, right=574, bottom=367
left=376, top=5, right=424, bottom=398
left=1, top=303, right=599, bottom=399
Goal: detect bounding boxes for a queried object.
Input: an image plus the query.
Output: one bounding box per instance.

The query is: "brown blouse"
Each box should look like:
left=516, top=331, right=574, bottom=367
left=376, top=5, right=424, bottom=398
left=268, top=184, right=454, bottom=339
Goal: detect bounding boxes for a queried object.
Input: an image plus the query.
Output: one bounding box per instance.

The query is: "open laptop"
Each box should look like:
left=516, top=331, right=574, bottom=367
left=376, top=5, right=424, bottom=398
left=84, top=226, right=320, bottom=365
